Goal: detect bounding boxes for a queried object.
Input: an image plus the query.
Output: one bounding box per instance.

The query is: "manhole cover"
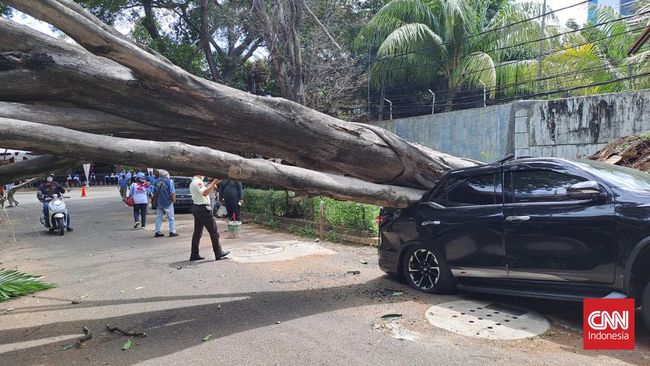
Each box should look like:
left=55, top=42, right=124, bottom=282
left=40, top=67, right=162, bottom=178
left=425, top=300, right=549, bottom=340
left=232, top=244, right=284, bottom=257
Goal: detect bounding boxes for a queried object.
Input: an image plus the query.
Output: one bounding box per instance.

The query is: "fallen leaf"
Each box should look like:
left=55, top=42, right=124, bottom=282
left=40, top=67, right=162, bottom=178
left=202, top=334, right=212, bottom=341
left=381, top=314, right=402, bottom=321
left=62, top=343, right=76, bottom=351
left=392, top=291, right=404, bottom=297
left=122, top=339, right=133, bottom=350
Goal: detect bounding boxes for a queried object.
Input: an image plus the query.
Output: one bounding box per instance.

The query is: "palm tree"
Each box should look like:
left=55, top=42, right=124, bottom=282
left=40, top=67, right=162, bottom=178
left=541, top=3, right=650, bottom=97
left=358, top=0, right=551, bottom=110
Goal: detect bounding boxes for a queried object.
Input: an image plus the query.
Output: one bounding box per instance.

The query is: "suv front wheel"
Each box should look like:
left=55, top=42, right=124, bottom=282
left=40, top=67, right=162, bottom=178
left=402, top=244, right=455, bottom=294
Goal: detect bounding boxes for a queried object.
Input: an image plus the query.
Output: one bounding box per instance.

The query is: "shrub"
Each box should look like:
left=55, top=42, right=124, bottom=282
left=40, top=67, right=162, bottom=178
left=243, top=188, right=379, bottom=235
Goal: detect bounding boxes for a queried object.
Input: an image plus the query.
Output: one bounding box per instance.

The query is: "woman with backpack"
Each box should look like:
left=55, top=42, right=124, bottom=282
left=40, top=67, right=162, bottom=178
left=127, top=172, right=150, bottom=228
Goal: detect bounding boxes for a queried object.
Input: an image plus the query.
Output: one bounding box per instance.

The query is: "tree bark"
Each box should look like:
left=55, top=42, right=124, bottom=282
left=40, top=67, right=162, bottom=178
left=199, top=0, right=219, bottom=81
left=0, top=118, right=425, bottom=208
left=0, top=154, right=77, bottom=183
left=0, top=15, right=476, bottom=190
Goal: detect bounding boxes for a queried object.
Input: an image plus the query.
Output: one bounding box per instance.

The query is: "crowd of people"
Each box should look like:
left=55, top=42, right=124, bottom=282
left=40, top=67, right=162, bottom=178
left=120, top=169, right=242, bottom=261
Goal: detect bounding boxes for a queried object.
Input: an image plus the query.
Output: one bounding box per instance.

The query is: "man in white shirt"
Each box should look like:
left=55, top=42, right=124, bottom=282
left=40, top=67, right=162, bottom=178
left=189, top=175, right=229, bottom=261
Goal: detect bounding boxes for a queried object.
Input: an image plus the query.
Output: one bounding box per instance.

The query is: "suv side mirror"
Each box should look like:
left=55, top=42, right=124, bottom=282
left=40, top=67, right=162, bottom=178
left=567, top=181, right=605, bottom=200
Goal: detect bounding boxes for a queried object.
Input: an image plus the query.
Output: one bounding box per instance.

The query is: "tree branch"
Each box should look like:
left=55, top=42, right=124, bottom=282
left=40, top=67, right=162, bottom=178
left=0, top=154, right=77, bottom=184
left=303, top=0, right=343, bottom=52
left=0, top=118, right=424, bottom=207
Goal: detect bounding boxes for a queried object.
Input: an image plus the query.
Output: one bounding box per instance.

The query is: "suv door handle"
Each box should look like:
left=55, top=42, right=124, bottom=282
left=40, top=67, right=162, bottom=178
left=506, top=215, right=530, bottom=222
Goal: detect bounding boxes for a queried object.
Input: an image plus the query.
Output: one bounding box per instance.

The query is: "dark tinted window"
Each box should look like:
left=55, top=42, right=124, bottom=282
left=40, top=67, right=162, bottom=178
left=447, top=174, right=498, bottom=206
left=512, top=170, right=586, bottom=203
left=424, top=181, right=447, bottom=204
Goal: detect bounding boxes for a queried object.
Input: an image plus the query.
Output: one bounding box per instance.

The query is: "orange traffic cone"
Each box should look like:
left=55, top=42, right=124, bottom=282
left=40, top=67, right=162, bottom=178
left=81, top=185, right=87, bottom=197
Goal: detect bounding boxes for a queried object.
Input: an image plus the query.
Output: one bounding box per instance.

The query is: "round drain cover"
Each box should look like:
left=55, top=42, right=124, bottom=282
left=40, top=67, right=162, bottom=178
left=425, top=300, right=549, bottom=340
left=233, top=244, right=284, bottom=257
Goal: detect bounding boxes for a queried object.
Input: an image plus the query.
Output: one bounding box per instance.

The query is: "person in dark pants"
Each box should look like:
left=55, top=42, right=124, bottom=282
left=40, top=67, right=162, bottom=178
left=127, top=173, right=149, bottom=228
left=189, top=175, right=229, bottom=261
left=219, top=179, right=243, bottom=222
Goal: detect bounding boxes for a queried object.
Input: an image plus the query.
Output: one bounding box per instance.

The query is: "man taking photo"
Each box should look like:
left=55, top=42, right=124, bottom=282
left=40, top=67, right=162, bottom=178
left=189, top=175, right=229, bottom=261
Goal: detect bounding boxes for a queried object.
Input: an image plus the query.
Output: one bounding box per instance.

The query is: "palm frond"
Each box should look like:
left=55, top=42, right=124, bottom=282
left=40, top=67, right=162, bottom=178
left=449, top=52, right=497, bottom=96
left=377, top=23, right=447, bottom=59
left=0, top=268, right=56, bottom=301
left=497, top=59, right=538, bottom=96
left=357, top=0, right=438, bottom=48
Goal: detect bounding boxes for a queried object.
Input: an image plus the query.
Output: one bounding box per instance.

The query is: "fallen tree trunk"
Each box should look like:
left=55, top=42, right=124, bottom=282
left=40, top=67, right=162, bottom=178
left=0, top=118, right=425, bottom=207
left=0, top=4, right=477, bottom=190
left=0, top=154, right=77, bottom=183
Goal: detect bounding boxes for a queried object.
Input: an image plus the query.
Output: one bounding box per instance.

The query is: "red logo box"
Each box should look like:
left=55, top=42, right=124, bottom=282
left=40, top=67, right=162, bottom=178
left=583, top=298, right=635, bottom=350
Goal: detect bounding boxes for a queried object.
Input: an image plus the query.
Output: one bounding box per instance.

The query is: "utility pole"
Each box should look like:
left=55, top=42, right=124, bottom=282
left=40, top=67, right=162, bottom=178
left=537, top=0, right=547, bottom=94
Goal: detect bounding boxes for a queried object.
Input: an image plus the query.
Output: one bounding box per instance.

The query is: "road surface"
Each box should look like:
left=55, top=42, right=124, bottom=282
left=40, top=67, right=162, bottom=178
left=0, top=187, right=648, bottom=365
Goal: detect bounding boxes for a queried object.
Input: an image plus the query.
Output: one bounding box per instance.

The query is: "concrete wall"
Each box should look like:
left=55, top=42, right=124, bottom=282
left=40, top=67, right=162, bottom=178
left=372, top=103, right=513, bottom=162
left=371, top=89, right=650, bottom=161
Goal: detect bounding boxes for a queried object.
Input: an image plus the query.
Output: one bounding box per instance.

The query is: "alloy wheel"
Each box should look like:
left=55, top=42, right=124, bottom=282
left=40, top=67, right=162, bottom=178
left=407, top=248, right=440, bottom=291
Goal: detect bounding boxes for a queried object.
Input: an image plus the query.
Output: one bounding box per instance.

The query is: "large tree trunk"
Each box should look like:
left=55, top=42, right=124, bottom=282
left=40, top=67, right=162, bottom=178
left=0, top=16, right=475, bottom=190
left=0, top=0, right=478, bottom=207
left=0, top=154, right=77, bottom=183
left=0, top=118, right=425, bottom=207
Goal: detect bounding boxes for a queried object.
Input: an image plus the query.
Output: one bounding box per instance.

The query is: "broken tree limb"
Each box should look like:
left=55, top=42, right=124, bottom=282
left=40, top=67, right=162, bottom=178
left=0, top=155, right=78, bottom=184
left=0, top=118, right=425, bottom=207
left=0, top=5, right=477, bottom=189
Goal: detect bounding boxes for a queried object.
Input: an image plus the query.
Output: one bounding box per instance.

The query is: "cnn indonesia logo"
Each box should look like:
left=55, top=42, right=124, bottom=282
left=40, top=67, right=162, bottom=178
left=583, top=298, right=635, bottom=350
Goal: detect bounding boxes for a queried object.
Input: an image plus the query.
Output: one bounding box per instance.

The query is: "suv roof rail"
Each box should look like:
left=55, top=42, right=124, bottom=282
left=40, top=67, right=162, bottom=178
left=491, top=153, right=515, bottom=165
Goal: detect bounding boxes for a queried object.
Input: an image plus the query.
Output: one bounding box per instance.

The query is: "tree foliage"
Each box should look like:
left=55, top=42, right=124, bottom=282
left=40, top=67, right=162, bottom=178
left=0, top=269, right=55, bottom=301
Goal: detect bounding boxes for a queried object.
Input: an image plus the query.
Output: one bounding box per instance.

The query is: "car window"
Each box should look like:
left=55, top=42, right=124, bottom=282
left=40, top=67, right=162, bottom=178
left=447, top=174, right=499, bottom=206
left=424, top=180, right=447, bottom=204
left=572, top=160, right=650, bottom=192
left=172, top=178, right=192, bottom=189
left=511, top=170, right=586, bottom=203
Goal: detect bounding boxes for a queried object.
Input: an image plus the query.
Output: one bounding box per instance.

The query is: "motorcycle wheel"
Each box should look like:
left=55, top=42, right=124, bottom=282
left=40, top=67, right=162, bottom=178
left=57, top=217, right=65, bottom=236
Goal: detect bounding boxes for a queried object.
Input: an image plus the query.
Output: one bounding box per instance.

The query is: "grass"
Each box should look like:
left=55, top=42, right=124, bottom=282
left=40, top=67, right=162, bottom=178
left=0, top=269, right=55, bottom=302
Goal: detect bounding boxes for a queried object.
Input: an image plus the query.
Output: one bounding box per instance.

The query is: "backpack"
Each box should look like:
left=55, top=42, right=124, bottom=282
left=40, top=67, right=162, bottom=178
left=156, top=179, right=171, bottom=201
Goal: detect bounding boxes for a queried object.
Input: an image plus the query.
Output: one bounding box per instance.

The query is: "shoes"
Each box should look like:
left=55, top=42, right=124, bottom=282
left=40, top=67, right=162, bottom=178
left=67, top=227, right=74, bottom=232
left=215, top=250, right=230, bottom=260
left=133, top=221, right=140, bottom=229
left=154, top=232, right=164, bottom=237
left=169, top=232, right=179, bottom=237
left=189, top=255, right=205, bottom=261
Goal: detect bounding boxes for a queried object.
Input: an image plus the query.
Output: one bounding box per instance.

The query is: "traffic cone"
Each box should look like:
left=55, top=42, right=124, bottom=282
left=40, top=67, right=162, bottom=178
left=81, top=185, right=87, bottom=197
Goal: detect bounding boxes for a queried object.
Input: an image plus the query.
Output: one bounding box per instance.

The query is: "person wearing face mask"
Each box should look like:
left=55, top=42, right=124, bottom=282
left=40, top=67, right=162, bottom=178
left=37, top=175, right=72, bottom=231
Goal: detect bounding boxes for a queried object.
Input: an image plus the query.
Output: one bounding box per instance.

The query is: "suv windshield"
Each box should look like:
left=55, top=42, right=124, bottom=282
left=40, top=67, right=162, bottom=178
left=173, top=177, right=192, bottom=189
left=572, top=160, right=650, bottom=191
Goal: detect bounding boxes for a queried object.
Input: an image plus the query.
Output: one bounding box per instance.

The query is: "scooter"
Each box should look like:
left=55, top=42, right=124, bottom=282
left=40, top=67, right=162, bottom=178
left=40, top=194, right=69, bottom=236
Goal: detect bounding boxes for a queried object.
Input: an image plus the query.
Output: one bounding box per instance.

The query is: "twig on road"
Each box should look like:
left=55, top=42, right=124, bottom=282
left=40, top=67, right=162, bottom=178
left=62, top=326, right=92, bottom=350
left=106, top=323, right=147, bottom=337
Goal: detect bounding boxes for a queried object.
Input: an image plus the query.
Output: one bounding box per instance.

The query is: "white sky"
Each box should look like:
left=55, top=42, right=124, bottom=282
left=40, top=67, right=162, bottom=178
left=521, top=0, right=590, bottom=26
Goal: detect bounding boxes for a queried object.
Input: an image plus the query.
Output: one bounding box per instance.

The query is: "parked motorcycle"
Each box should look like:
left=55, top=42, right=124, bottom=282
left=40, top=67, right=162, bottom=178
left=40, top=194, right=69, bottom=236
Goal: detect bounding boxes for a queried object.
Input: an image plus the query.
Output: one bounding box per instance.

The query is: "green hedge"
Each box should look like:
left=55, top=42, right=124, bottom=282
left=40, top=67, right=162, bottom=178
left=242, top=188, right=380, bottom=235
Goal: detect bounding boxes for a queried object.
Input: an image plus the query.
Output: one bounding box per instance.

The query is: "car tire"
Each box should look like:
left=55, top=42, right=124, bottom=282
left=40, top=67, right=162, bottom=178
left=402, top=244, right=455, bottom=294
left=641, top=282, right=650, bottom=332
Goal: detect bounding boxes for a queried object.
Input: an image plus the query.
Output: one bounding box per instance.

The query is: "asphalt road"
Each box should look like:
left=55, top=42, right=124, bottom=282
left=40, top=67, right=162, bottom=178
left=0, top=187, right=649, bottom=365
